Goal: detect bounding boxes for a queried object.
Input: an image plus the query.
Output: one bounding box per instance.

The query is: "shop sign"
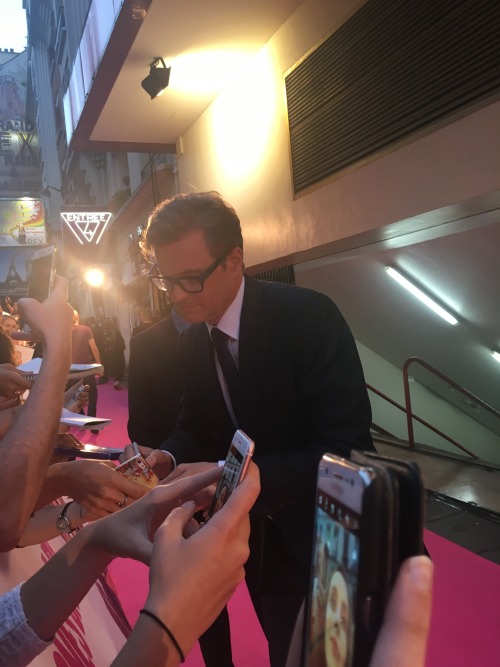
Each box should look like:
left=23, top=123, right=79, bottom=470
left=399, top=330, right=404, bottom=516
left=61, top=211, right=112, bottom=245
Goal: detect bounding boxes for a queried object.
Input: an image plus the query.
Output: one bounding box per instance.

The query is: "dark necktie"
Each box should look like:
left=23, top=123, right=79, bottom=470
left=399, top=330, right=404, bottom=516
left=211, top=328, right=241, bottom=420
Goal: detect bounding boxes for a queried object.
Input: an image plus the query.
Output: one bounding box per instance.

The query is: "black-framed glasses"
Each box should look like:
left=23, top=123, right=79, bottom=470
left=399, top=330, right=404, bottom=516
left=148, top=255, right=225, bottom=294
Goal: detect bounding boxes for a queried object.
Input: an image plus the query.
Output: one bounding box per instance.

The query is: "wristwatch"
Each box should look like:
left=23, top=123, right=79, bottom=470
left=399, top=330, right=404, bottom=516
left=56, top=501, right=75, bottom=533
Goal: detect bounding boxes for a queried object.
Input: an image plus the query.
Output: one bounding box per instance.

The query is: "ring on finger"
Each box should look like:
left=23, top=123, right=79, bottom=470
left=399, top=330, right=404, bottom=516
left=116, top=493, right=128, bottom=508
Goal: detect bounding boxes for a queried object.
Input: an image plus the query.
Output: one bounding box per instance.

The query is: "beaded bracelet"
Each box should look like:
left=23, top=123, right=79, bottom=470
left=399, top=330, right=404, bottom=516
left=139, top=608, right=185, bottom=663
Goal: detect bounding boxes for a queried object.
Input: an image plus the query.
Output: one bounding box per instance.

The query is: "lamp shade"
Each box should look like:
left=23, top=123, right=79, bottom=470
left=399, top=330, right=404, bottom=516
left=141, top=60, right=171, bottom=99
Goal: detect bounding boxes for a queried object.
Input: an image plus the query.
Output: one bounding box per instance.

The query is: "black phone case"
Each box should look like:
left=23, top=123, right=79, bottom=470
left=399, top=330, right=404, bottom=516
left=302, top=451, right=426, bottom=667
left=351, top=450, right=425, bottom=568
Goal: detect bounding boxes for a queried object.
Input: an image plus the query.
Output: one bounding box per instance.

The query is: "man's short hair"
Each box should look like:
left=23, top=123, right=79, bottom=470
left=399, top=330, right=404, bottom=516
left=141, top=191, right=243, bottom=263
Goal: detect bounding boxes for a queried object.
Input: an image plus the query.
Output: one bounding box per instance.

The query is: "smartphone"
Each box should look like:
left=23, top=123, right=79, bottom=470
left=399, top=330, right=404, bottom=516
left=63, top=380, right=85, bottom=408
left=302, top=452, right=424, bottom=667
left=53, top=432, right=123, bottom=461
left=115, top=453, right=159, bottom=489
left=205, top=429, right=255, bottom=521
left=28, top=246, right=56, bottom=302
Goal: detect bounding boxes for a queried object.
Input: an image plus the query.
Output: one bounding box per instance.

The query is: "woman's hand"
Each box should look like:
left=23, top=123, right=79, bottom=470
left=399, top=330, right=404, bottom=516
left=0, top=363, right=32, bottom=399
left=144, top=463, right=260, bottom=657
left=369, top=556, right=433, bottom=667
left=88, top=466, right=223, bottom=561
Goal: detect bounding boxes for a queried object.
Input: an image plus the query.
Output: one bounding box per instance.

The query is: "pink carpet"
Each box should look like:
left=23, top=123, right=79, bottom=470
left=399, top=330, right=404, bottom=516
left=87, top=382, right=500, bottom=666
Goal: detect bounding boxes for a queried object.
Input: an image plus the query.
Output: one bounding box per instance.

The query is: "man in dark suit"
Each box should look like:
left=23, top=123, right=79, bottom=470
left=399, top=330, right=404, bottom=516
left=141, top=191, right=374, bottom=667
left=127, top=314, right=184, bottom=448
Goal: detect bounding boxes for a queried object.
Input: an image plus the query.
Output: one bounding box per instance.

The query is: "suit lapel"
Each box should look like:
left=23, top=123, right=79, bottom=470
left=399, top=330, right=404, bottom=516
left=237, top=277, right=268, bottom=431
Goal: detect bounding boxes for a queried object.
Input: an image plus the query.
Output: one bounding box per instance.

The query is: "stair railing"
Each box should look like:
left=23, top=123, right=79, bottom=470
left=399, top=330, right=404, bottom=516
left=402, top=356, right=500, bottom=457
left=367, top=383, right=478, bottom=458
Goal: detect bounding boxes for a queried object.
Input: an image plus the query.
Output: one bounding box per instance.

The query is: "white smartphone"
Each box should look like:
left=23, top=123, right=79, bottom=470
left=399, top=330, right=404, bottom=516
left=205, top=429, right=255, bottom=520
left=63, top=379, right=85, bottom=409
left=27, top=245, right=56, bottom=302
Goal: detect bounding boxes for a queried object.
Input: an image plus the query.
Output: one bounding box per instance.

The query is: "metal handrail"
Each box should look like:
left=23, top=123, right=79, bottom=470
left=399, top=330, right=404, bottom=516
left=366, top=379, right=479, bottom=459
left=403, top=357, right=500, bottom=458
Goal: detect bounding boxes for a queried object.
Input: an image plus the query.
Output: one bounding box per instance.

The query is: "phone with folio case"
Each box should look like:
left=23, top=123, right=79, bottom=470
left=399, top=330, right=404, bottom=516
left=302, top=450, right=425, bottom=667
left=115, top=453, right=159, bottom=489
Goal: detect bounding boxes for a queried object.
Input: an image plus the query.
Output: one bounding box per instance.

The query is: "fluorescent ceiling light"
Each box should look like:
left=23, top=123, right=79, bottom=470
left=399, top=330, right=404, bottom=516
left=385, top=266, right=458, bottom=325
left=492, top=351, right=500, bottom=363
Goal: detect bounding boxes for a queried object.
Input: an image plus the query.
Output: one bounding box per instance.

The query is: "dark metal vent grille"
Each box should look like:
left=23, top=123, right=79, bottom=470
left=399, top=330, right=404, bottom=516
left=285, top=0, right=500, bottom=194
left=253, top=265, right=296, bottom=285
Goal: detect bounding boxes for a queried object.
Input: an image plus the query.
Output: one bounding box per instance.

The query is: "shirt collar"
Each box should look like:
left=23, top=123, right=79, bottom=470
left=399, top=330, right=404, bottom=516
left=206, top=276, right=245, bottom=341
left=171, top=309, right=190, bottom=333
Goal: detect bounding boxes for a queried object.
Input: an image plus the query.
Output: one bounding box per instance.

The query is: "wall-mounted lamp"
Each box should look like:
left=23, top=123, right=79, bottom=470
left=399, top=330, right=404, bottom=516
left=141, top=57, right=171, bottom=99
left=385, top=266, right=458, bottom=325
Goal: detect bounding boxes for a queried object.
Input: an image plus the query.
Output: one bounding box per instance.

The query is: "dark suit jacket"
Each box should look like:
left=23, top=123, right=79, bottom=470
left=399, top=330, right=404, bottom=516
left=127, top=316, right=183, bottom=448
left=164, top=277, right=374, bottom=569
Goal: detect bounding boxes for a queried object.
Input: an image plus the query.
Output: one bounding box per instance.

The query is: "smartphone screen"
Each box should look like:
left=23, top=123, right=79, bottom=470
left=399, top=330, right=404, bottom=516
left=304, top=454, right=388, bottom=667
left=206, top=430, right=254, bottom=520
left=28, top=247, right=55, bottom=302
left=305, top=482, right=360, bottom=666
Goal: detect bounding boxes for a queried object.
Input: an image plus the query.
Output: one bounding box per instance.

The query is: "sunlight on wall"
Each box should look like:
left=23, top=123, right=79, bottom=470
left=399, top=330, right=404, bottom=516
left=209, top=48, right=279, bottom=183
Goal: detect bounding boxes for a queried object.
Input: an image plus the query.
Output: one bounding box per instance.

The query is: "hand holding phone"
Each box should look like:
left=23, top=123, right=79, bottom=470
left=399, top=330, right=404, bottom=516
left=63, top=380, right=84, bottom=409
left=27, top=246, right=56, bottom=303
left=303, top=452, right=425, bottom=667
left=205, top=429, right=255, bottom=521
left=115, top=445, right=159, bottom=490
left=23, top=246, right=57, bottom=333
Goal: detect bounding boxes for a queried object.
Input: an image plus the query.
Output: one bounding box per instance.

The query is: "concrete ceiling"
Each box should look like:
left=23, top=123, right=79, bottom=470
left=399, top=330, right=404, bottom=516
left=78, top=0, right=302, bottom=151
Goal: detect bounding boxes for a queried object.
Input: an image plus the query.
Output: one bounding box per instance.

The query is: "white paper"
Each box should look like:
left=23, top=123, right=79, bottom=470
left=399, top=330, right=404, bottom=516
left=60, top=407, right=111, bottom=430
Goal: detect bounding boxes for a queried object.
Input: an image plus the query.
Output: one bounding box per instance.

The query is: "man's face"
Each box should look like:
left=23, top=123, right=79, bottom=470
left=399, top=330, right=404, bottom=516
left=154, top=229, right=243, bottom=325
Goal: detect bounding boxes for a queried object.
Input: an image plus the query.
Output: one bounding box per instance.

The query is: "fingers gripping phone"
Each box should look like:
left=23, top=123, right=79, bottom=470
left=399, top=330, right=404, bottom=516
left=115, top=451, right=159, bottom=489
left=24, top=246, right=56, bottom=333
left=28, top=245, right=56, bottom=302
left=303, top=452, right=424, bottom=667
left=63, top=379, right=85, bottom=408
left=205, top=429, right=255, bottom=521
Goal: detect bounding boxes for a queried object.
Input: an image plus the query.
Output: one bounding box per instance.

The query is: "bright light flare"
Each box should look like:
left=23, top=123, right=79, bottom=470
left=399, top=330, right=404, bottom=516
left=385, top=266, right=458, bottom=325
left=84, top=268, right=105, bottom=288
left=168, top=50, right=255, bottom=96
left=492, top=351, right=500, bottom=364
left=210, top=48, right=278, bottom=182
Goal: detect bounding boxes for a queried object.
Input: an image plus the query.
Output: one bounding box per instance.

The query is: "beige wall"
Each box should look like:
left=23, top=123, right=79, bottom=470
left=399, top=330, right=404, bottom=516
left=175, top=0, right=500, bottom=268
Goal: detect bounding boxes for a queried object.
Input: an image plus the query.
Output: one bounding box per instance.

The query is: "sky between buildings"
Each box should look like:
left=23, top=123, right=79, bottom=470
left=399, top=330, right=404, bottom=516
left=0, top=1, right=27, bottom=53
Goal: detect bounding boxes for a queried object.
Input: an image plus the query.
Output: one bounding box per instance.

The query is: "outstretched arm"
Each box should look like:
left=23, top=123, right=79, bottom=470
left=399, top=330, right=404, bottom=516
left=12, top=466, right=258, bottom=667
left=36, top=459, right=148, bottom=517
left=0, top=276, right=73, bottom=551
left=112, top=462, right=259, bottom=666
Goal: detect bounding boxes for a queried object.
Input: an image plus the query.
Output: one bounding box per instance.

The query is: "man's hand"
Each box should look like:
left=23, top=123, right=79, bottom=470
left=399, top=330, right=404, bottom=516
left=120, top=444, right=175, bottom=480
left=17, top=275, right=73, bottom=348
left=53, top=459, right=149, bottom=519
left=160, top=462, right=218, bottom=485
left=0, top=363, right=32, bottom=399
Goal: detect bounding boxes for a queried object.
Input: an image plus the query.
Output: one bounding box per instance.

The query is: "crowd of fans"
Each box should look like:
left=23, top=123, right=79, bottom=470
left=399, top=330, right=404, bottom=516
left=0, top=276, right=260, bottom=666
left=0, top=281, right=434, bottom=667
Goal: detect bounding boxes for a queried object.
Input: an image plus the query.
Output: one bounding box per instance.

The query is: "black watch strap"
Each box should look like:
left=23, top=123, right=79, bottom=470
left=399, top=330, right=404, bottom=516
left=56, top=501, right=75, bottom=533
